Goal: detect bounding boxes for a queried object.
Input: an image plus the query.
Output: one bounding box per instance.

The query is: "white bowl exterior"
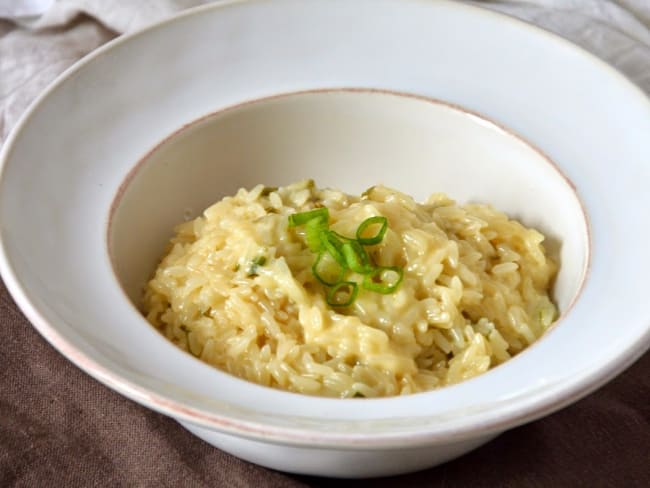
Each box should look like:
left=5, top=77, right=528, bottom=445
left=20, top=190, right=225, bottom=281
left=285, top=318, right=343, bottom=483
left=180, top=420, right=500, bottom=478
left=1, top=0, right=650, bottom=451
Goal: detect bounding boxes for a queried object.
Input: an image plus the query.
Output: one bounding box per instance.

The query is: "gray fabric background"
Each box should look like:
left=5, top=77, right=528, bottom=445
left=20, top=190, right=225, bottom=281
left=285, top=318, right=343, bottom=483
left=1, top=1, right=649, bottom=486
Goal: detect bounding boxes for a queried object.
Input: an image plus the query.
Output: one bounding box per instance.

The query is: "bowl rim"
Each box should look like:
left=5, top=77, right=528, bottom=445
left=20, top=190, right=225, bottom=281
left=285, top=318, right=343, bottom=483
left=1, top=0, right=650, bottom=449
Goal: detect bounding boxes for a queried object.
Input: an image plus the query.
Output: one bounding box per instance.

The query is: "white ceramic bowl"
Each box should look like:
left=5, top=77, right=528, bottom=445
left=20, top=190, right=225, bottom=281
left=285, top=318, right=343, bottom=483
left=1, top=0, right=650, bottom=478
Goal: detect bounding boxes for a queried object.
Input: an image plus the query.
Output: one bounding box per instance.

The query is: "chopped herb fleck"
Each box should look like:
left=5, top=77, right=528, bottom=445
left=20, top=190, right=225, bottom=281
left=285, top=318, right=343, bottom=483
left=247, top=255, right=267, bottom=276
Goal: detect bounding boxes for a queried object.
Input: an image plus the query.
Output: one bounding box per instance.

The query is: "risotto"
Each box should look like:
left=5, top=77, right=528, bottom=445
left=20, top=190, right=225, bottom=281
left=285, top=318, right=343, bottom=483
left=143, top=180, right=557, bottom=398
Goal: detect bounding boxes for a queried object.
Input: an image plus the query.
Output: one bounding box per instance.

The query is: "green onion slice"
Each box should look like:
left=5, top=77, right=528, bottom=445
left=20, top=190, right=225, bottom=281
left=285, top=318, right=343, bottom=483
left=362, top=266, right=403, bottom=294
left=312, top=251, right=345, bottom=286
left=247, top=255, right=267, bottom=276
left=356, top=216, right=388, bottom=245
left=326, top=281, right=359, bottom=307
left=341, top=240, right=373, bottom=274
left=305, top=217, right=327, bottom=252
left=320, top=230, right=346, bottom=266
left=288, top=207, right=329, bottom=228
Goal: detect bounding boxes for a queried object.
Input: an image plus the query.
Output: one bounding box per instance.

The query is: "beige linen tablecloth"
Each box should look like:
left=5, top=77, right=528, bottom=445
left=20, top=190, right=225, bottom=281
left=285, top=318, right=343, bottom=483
left=1, top=1, right=649, bottom=486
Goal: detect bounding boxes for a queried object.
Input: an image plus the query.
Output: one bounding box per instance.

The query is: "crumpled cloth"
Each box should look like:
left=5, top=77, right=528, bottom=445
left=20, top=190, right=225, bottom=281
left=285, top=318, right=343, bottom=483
left=1, top=1, right=649, bottom=486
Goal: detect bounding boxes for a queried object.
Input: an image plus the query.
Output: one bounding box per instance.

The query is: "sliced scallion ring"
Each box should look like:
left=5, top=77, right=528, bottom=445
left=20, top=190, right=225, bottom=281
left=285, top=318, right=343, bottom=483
left=288, top=207, right=329, bottom=227
left=312, top=251, right=345, bottom=286
left=326, top=281, right=359, bottom=307
left=356, top=216, right=388, bottom=245
left=341, top=240, right=373, bottom=274
left=305, top=217, right=327, bottom=252
left=320, top=230, right=346, bottom=266
left=362, top=266, right=403, bottom=294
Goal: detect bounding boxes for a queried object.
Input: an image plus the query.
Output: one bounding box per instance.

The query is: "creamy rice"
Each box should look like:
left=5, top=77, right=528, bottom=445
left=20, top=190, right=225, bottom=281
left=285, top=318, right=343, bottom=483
left=143, top=180, right=557, bottom=398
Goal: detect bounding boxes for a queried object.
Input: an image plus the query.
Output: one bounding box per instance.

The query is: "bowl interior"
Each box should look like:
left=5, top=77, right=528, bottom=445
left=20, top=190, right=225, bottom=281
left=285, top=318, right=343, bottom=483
left=110, top=90, right=589, bottom=319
